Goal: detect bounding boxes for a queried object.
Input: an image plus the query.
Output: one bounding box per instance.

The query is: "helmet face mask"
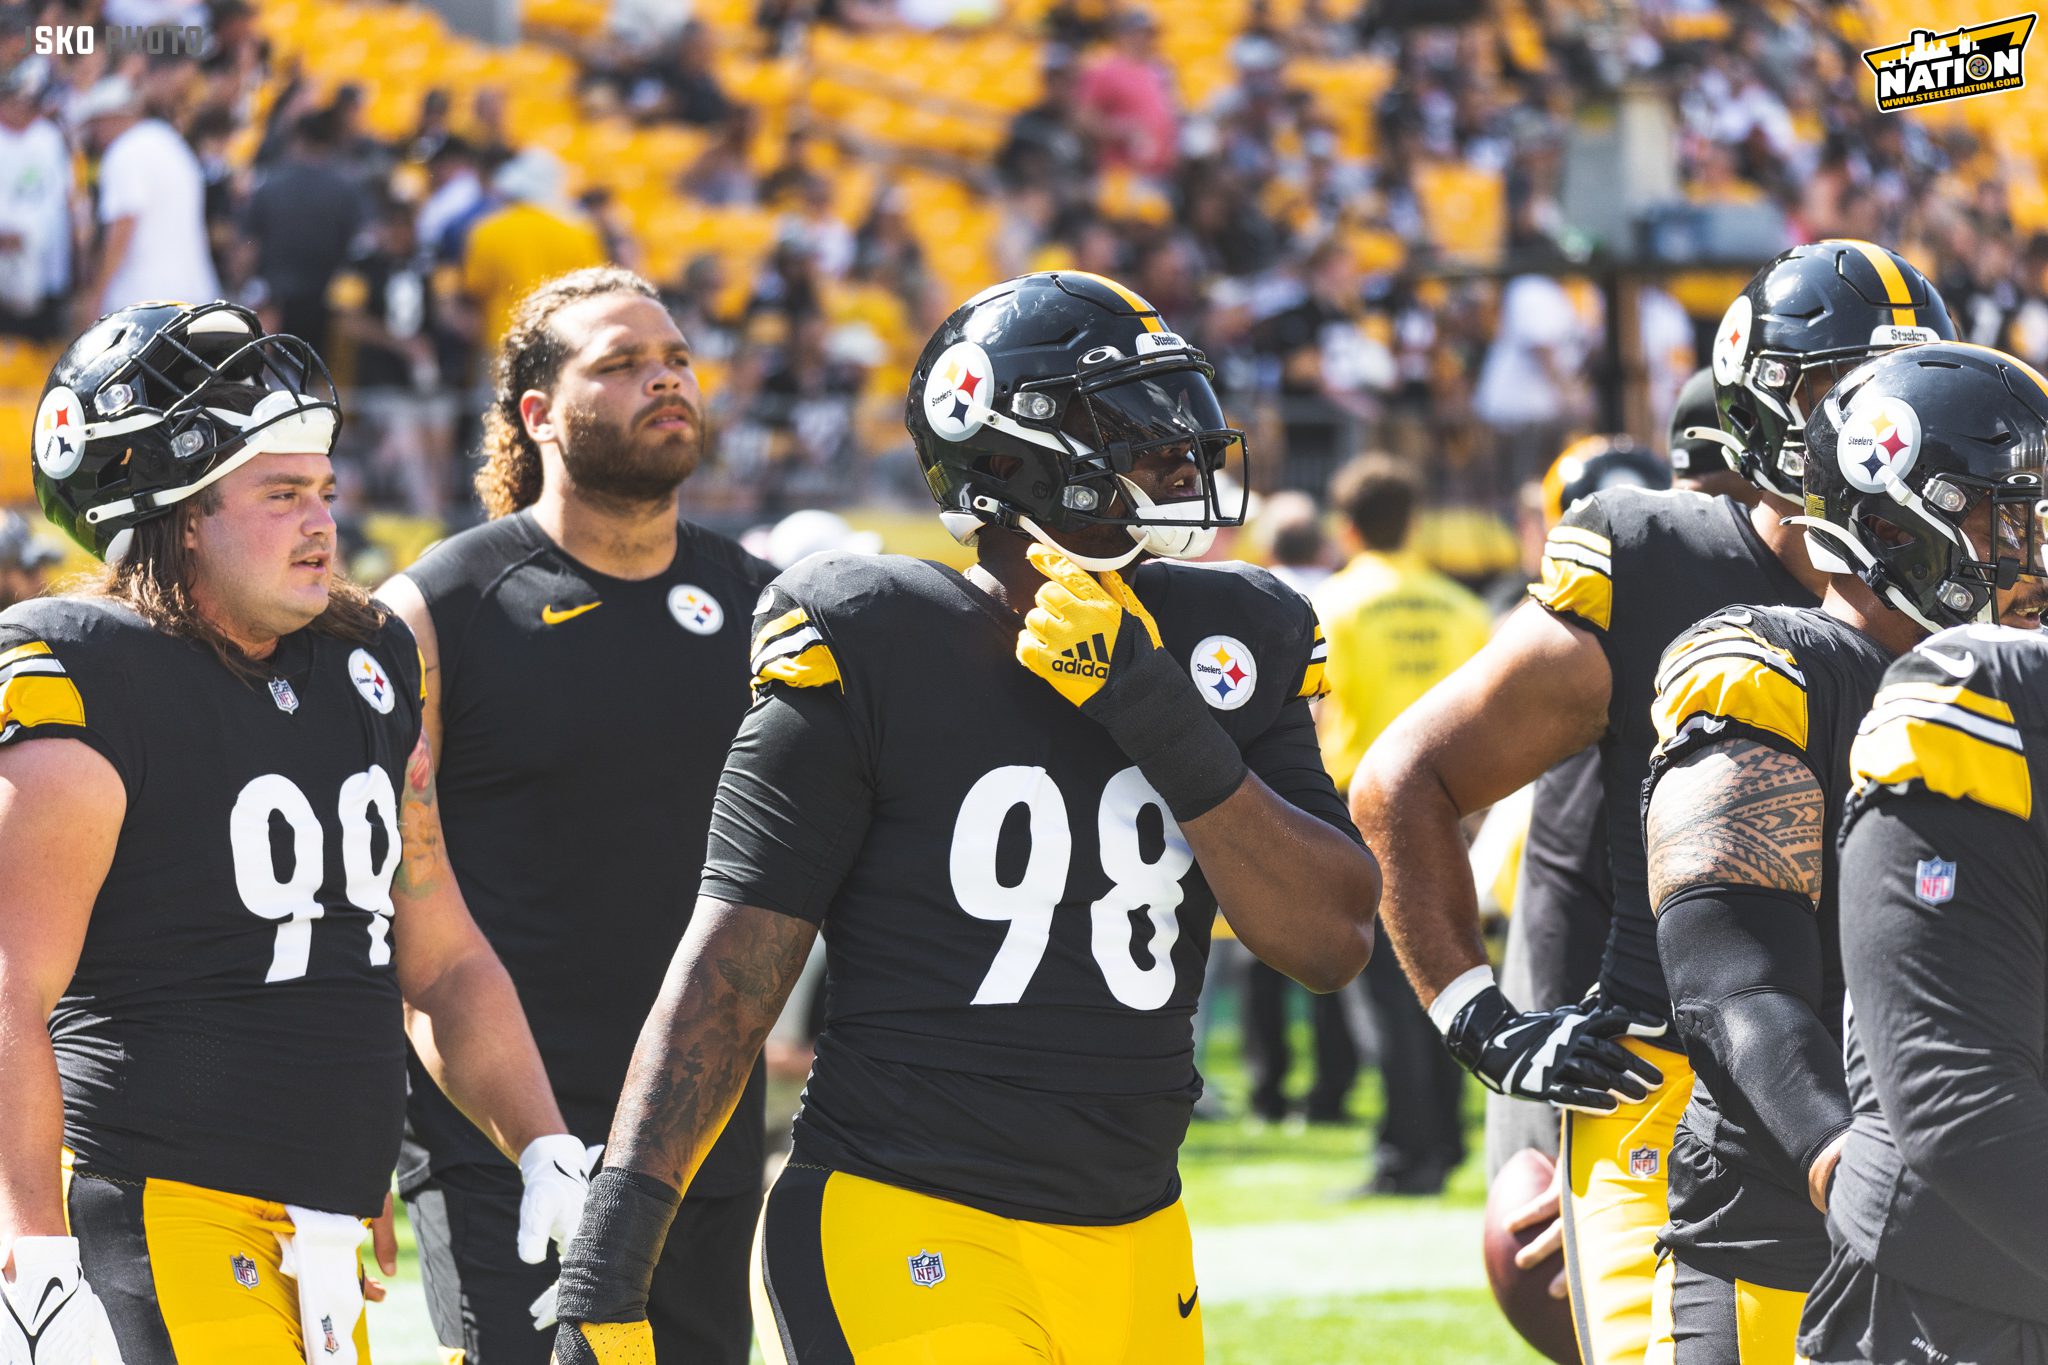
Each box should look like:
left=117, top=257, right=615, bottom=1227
left=34, top=301, right=341, bottom=560
left=910, top=273, right=1248, bottom=570
left=1713, top=241, right=1956, bottom=502
left=1796, top=342, right=2048, bottom=632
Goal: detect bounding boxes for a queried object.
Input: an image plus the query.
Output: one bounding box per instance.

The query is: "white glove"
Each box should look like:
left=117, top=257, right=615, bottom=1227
left=525, top=1144, right=603, bottom=1331
left=0, top=1238, right=124, bottom=1365
left=515, top=1135, right=592, bottom=1266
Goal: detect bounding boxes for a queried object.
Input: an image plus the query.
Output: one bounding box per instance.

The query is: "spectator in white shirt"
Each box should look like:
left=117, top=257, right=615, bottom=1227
left=72, top=76, right=219, bottom=327
left=0, top=61, right=74, bottom=339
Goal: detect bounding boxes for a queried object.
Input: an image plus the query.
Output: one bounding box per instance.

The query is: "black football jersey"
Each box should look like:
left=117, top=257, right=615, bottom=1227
left=703, top=551, right=1355, bottom=1225
left=1641, top=604, right=1893, bottom=1290
left=1827, top=627, right=2048, bottom=1324
left=0, top=596, right=423, bottom=1217
left=398, top=511, right=774, bottom=1198
left=1528, top=488, right=1817, bottom=1030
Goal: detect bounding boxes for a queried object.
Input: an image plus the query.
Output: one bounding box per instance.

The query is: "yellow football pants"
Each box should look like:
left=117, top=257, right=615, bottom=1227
left=1561, top=1039, right=1694, bottom=1365
left=752, top=1163, right=1203, bottom=1365
left=1646, top=1253, right=1806, bottom=1364
left=64, top=1158, right=372, bottom=1365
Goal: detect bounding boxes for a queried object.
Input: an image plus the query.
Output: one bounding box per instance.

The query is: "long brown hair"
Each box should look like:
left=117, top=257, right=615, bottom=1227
left=87, top=490, right=386, bottom=681
left=475, top=266, right=663, bottom=519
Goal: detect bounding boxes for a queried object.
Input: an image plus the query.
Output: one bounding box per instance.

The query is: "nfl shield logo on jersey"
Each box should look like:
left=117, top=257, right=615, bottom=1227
left=230, top=1253, right=260, bottom=1289
left=907, top=1249, right=946, bottom=1288
left=1915, top=858, right=1956, bottom=905
left=1629, top=1145, right=1660, bottom=1179
left=268, top=677, right=299, bottom=714
left=320, top=1315, right=339, bottom=1354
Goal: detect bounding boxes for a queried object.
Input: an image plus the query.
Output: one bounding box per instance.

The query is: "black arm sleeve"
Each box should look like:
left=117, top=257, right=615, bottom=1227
left=698, top=684, right=874, bottom=924
left=1840, top=795, right=2048, bottom=1280
left=1657, top=884, right=1852, bottom=1189
left=1241, top=694, right=1365, bottom=846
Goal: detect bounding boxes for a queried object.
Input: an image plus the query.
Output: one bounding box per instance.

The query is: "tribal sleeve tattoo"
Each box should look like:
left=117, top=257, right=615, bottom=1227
left=606, top=899, right=817, bottom=1191
left=1645, top=739, right=1825, bottom=910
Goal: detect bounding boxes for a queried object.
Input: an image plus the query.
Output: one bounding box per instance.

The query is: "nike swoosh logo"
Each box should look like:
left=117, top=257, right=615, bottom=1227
left=1919, top=647, right=1976, bottom=680
left=1178, top=1288, right=1198, bottom=1318
left=541, top=601, right=602, bottom=625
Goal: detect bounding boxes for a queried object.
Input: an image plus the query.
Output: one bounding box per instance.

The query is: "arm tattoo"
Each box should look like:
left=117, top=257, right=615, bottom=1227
left=393, top=730, right=444, bottom=900
left=1646, top=739, right=1824, bottom=909
left=608, top=901, right=816, bottom=1190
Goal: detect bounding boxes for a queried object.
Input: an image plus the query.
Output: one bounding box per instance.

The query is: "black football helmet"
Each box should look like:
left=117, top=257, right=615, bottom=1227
left=1795, top=342, right=2048, bottom=632
left=31, top=300, right=339, bottom=560
left=905, top=271, right=1247, bottom=570
left=1698, top=241, right=1955, bottom=502
left=1539, top=433, right=1669, bottom=528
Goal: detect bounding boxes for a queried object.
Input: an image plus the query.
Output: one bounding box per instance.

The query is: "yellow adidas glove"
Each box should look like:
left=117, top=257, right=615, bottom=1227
left=1015, top=542, right=1247, bottom=819
left=554, top=1320, right=655, bottom=1364
left=1017, top=541, right=1165, bottom=708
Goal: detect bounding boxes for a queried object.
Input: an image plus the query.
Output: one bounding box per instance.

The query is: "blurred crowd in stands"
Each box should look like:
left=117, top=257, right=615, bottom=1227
left=0, top=0, right=2045, bottom=559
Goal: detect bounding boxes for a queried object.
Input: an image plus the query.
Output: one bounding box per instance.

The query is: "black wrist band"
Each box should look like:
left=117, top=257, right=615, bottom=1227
left=554, top=1169, right=683, bottom=1323
left=1445, top=985, right=1512, bottom=1071
left=1082, top=646, right=1247, bottom=821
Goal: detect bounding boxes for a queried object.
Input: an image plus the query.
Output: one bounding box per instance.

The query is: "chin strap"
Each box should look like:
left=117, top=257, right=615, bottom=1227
left=1016, top=513, right=1145, bottom=571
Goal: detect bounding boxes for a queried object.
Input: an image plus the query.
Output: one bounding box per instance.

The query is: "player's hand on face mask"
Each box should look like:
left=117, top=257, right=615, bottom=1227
left=0, top=1237, right=124, bottom=1365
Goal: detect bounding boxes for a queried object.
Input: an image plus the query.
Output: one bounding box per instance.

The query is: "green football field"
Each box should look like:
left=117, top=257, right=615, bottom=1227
left=367, top=997, right=1545, bottom=1363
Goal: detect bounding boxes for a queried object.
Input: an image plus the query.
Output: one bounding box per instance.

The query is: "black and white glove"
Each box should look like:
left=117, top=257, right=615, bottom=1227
left=1431, top=969, right=1668, bottom=1114
left=0, top=1237, right=123, bottom=1365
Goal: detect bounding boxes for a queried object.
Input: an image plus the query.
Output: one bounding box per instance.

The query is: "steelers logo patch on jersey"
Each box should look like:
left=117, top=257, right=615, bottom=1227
left=1190, top=634, right=1257, bottom=710
left=923, top=341, right=996, bottom=440
left=1839, top=393, right=1922, bottom=492
left=34, top=385, right=86, bottom=479
left=669, top=584, right=725, bottom=635
left=348, top=647, right=396, bottom=714
left=1711, top=293, right=1753, bottom=387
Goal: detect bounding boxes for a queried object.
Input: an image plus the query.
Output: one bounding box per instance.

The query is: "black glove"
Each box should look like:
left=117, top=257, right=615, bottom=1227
left=551, top=1169, right=680, bottom=1364
left=1444, top=984, right=1668, bottom=1114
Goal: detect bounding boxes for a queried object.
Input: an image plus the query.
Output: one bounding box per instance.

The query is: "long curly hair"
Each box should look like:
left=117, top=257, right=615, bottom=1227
left=89, top=491, right=385, bottom=681
left=475, top=266, right=663, bottom=519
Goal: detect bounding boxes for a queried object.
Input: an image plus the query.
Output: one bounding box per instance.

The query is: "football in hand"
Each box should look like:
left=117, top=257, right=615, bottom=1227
left=1482, top=1147, right=1581, bottom=1365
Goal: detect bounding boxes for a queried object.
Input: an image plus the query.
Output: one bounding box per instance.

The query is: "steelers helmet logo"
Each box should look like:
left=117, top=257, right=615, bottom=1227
left=1711, top=294, right=1753, bottom=388
left=348, top=648, right=396, bottom=714
left=1190, top=634, right=1258, bottom=710
left=669, top=583, right=724, bottom=635
left=922, top=341, right=996, bottom=441
left=1838, top=394, right=1922, bottom=493
left=34, top=386, right=86, bottom=480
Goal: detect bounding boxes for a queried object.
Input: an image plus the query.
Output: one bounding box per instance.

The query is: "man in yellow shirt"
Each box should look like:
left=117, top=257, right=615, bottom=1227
left=1315, top=454, right=1494, bottom=1192
left=462, top=150, right=608, bottom=350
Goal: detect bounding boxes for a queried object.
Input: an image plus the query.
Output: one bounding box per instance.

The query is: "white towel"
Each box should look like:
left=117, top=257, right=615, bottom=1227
left=273, top=1205, right=369, bottom=1365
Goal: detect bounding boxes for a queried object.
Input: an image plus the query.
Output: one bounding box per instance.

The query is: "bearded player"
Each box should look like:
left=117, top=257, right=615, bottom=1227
left=1641, top=341, right=2048, bottom=1360
left=549, top=271, right=1380, bottom=1363
left=1350, top=241, right=1952, bottom=1364
left=0, top=303, right=588, bottom=1364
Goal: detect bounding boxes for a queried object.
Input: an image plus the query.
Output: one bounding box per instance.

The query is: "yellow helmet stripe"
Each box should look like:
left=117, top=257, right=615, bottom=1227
left=1066, top=271, right=1165, bottom=333
left=1828, top=239, right=1916, bottom=328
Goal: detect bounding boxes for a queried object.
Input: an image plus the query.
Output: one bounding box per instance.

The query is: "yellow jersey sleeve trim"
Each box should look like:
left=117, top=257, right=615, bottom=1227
left=1652, top=641, right=1809, bottom=751
left=1297, top=623, right=1330, bottom=699
left=1852, top=714, right=2032, bottom=820
left=1865, top=680, right=2014, bottom=725
left=1545, top=524, right=1612, bottom=558
left=1528, top=555, right=1613, bottom=631
left=0, top=641, right=54, bottom=669
left=751, top=607, right=809, bottom=655
left=0, top=673, right=86, bottom=730
left=755, top=643, right=842, bottom=692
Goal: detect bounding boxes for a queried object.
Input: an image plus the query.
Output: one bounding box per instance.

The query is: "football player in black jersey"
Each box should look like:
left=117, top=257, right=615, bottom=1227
left=1802, top=626, right=2048, bottom=1363
left=1641, top=341, right=2048, bottom=1361
left=1350, top=241, right=1951, bottom=1365
left=548, top=271, right=1379, bottom=1365
left=0, top=303, right=587, bottom=1365
left=377, top=268, right=774, bottom=1365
